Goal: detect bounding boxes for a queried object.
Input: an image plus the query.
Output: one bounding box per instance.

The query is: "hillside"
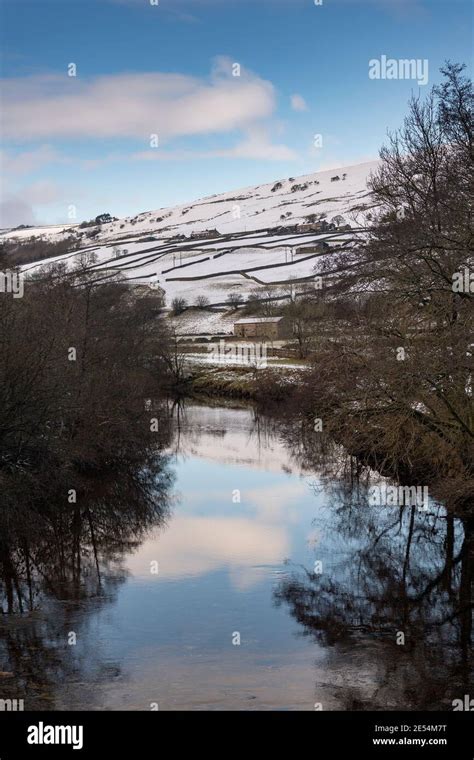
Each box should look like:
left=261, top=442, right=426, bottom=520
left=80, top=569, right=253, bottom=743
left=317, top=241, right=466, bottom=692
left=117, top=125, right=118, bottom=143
left=3, top=159, right=379, bottom=333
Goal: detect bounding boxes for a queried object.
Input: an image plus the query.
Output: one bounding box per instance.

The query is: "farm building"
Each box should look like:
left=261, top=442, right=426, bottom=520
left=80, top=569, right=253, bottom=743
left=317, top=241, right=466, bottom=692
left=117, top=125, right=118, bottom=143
left=295, top=242, right=329, bottom=254
left=191, top=228, right=220, bottom=240
left=297, top=221, right=336, bottom=233
left=297, top=222, right=322, bottom=233
left=275, top=224, right=298, bottom=234
left=122, top=282, right=165, bottom=308
left=234, top=316, right=292, bottom=340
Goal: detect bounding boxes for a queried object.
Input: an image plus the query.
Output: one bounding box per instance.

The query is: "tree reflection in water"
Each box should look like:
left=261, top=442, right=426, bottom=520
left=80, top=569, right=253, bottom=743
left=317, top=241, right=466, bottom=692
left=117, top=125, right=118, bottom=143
left=1, top=401, right=471, bottom=711
left=274, top=420, right=473, bottom=710
left=0, top=451, right=173, bottom=709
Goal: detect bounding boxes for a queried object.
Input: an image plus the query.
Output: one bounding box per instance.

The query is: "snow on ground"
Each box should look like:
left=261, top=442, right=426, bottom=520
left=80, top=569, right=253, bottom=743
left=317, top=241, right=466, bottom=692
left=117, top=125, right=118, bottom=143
left=20, top=238, right=170, bottom=274
left=184, top=352, right=308, bottom=370
left=101, top=157, right=377, bottom=241
left=0, top=223, right=81, bottom=241
left=249, top=257, right=322, bottom=284
left=21, top=230, right=352, bottom=308
left=11, top=159, right=374, bottom=322
left=162, top=273, right=246, bottom=305
left=5, top=158, right=377, bottom=245
left=164, top=247, right=285, bottom=278
left=171, top=310, right=236, bottom=335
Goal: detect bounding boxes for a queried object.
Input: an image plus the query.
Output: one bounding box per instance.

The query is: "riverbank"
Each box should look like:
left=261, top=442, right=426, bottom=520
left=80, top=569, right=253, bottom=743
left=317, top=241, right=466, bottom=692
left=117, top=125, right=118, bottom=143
left=183, top=365, right=474, bottom=514
left=187, top=364, right=302, bottom=402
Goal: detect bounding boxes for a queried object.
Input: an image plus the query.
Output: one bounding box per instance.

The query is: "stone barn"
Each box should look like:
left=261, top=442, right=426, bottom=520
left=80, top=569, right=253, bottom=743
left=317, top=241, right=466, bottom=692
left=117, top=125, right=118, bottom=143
left=234, top=316, right=292, bottom=340
left=295, top=242, right=329, bottom=254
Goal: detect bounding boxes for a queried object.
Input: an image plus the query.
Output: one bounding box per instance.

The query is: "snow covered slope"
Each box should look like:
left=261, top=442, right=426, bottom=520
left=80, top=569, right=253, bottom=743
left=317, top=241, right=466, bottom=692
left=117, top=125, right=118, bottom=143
left=4, top=159, right=378, bottom=245
left=4, top=159, right=379, bottom=328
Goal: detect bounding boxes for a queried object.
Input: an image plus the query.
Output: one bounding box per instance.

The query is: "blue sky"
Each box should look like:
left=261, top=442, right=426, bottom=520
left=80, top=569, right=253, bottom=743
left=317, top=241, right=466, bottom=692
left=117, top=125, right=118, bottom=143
left=0, top=0, right=472, bottom=226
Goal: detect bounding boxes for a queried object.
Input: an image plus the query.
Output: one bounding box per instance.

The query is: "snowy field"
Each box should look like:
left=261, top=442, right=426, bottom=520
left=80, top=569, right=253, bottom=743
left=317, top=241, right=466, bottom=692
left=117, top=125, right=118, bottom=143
left=4, top=159, right=376, bottom=333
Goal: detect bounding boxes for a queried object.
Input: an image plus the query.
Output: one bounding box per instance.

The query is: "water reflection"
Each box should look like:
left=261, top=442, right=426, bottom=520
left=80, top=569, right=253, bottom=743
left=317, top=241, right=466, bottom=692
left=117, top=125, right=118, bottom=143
left=0, top=453, right=173, bottom=709
left=0, top=401, right=471, bottom=710
left=275, top=507, right=472, bottom=709
left=274, top=417, right=473, bottom=710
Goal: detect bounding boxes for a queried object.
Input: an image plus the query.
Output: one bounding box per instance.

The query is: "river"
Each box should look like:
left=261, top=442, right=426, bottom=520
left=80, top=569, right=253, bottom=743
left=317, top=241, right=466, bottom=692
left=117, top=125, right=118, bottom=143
left=0, top=401, right=471, bottom=710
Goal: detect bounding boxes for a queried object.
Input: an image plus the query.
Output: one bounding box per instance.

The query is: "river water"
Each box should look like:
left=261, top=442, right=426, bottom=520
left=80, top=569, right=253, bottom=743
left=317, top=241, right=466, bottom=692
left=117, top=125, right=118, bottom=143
left=0, top=402, right=471, bottom=710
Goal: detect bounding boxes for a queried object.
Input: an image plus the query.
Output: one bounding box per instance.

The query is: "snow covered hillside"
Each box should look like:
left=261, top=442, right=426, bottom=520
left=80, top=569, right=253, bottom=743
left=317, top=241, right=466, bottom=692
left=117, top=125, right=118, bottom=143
left=4, top=159, right=378, bottom=244
left=3, top=159, right=379, bottom=331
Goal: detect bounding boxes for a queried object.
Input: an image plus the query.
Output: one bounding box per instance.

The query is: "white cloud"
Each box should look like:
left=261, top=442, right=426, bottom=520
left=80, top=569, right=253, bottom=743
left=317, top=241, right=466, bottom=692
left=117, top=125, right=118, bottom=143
left=0, top=197, right=36, bottom=229
left=0, top=145, right=63, bottom=175
left=21, top=180, right=62, bottom=205
left=127, top=515, right=289, bottom=590
left=132, top=126, right=297, bottom=162
left=0, top=179, right=64, bottom=228
left=1, top=58, right=277, bottom=142
left=290, top=93, right=308, bottom=112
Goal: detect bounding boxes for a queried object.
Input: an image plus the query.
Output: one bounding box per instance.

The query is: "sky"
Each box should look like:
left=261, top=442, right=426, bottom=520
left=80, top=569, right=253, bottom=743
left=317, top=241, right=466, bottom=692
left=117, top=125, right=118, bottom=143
left=0, top=0, right=472, bottom=227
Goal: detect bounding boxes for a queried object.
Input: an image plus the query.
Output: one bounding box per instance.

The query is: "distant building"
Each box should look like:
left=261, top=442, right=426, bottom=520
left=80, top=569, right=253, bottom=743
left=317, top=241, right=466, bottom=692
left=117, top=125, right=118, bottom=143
left=275, top=225, right=298, bottom=234
left=297, top=219, right=336, bottom=233
left=234, top=316, right=292, bottom=340
left=297, top=222, right=322, bottom=233
left=191, top=228, right=220, bottom=240
left=130, top=282, right=165, bottom=306
left=295, top=242, right=329, bottom=254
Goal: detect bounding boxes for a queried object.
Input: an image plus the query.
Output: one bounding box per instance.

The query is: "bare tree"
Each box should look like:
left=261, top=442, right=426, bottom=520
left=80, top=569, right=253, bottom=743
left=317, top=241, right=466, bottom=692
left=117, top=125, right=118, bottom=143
left=300, top=62, right=474, bottom=506
left=195, top=295, right=210, bottom=309
left=171, top=296, right=187, bottom=315
left=226, top=292, right=244, bottom=310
